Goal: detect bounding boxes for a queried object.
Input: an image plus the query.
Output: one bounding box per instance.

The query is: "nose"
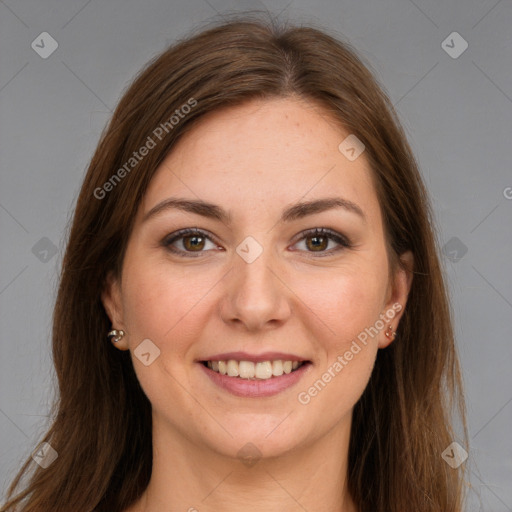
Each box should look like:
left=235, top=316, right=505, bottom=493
left=219, top=245, right=292, bottom=332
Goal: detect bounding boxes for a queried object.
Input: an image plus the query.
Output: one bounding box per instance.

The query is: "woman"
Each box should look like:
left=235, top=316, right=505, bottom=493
left=1, top=14, right=467, bottom=512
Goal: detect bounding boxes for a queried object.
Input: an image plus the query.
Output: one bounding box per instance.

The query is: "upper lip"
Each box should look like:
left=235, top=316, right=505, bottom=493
left=199, top=351, right=309, bottom=363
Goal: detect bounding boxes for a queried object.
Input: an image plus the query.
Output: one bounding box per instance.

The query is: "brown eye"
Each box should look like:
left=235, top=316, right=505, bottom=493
left=292, top=228, right=352, bottom=256
left=305, top=233, right=329, bottom=251
left=162, top=227, right=351, bottom=258
left=162, top=228, right=218, bottom=257
left=182, top=234, right=206, bottom=251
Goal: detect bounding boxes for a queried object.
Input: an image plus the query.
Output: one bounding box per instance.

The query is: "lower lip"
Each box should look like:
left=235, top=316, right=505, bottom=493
left=199, top=362, right=312, bottom=398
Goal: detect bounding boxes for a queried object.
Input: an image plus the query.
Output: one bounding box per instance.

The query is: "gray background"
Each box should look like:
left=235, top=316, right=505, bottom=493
left=1, top=0, right=511, bottom=510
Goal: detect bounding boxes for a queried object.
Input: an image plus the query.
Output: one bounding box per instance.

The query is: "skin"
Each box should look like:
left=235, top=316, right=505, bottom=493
left=102, top=97, right=413, bottom=512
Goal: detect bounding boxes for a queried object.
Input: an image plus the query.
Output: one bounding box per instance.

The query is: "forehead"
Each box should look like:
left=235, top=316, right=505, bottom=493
left=140, top=97, right=381, bottom=226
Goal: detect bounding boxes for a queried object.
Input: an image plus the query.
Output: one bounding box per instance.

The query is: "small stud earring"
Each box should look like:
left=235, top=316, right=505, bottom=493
left=107, top=329, right=125, bottom=343
left=385, top=325, right=397, bottom=339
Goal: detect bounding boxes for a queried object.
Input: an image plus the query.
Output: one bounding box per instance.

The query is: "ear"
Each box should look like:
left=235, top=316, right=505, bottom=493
left=101, top=271, right=129, bottom=351
left=379, top=250, right=414, bottom=349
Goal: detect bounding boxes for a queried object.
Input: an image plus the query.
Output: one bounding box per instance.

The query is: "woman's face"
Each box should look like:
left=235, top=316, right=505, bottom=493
left=103, top=97, right=412, bottom=460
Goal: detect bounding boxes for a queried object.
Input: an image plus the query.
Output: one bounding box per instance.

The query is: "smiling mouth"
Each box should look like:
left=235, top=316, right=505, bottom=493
left=201, top=359, right=309, bottom=380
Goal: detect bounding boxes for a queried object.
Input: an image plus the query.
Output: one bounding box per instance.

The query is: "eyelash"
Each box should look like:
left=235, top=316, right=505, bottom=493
left=161, top=227, right=352, bottom=258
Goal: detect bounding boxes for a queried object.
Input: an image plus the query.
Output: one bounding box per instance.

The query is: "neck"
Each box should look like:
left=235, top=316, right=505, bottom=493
left=127, top=411, right=358, bottom=512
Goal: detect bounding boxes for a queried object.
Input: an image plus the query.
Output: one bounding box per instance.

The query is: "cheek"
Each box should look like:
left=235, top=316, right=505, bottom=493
left=119, top=260, right=208, bottom=406
left=296, top=262, right=386, bottom=401
left=298, top=273, right=381, bottom=415
left=120, top=256, right=214, bottom=357
left=305, top=263, right=388, bottom=347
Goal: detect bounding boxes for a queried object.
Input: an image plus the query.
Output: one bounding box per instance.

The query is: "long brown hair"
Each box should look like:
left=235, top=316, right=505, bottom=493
left=1, top=13, right=467, bottom=512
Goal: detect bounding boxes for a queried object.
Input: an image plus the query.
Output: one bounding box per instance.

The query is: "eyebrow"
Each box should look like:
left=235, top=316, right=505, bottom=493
left=143, top=196, right=366, bottom=224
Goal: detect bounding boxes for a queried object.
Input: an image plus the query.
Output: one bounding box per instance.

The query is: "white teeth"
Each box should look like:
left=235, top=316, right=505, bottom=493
left=255, top=361, right=273, bottom=379
left=272, top=360, right=283, bottom=376
left=239, top=360, right=255, bottom=378
left=205, top=359, right=304, bottom=379
left=218, top=360, right=227, bottom=375
left=227, top=360, right=239, bottom=377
